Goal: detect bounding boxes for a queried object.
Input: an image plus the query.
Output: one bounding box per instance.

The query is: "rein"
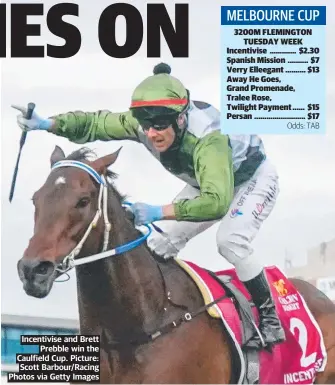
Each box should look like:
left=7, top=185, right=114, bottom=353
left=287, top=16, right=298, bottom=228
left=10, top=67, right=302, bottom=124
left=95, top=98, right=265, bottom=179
left=50, top=159, right=228, bottom=347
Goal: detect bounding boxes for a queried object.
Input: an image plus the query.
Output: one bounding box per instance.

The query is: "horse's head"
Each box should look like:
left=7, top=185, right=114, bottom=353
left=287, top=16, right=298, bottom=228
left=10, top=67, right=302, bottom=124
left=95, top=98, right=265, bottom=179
left=17, top=145, right=122, bottom=298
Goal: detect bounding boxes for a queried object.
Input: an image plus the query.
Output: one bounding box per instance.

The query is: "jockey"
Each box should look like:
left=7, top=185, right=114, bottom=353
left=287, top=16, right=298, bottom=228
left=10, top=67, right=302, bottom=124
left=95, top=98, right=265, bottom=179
left=12, top=63, right=285, bottom=351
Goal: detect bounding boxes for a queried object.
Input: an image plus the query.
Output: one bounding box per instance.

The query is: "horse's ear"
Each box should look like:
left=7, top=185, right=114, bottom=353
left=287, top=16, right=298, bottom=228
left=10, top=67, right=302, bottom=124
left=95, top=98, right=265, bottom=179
left=50, top=145, right=66, bottom=167
left=91, top=147, right=122, bottom=174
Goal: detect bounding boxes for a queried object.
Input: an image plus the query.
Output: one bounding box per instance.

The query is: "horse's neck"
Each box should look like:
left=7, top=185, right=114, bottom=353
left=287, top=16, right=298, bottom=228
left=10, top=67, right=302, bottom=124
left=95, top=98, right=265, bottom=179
left=75, top=193, right=166, bottom=339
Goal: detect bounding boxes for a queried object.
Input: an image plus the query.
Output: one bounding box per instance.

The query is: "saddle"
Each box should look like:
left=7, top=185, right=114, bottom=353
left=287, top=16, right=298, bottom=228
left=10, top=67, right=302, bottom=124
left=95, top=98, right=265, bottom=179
left=175, top=259, right=260, bottom=384
left=174, top=259, right=327, bottom=385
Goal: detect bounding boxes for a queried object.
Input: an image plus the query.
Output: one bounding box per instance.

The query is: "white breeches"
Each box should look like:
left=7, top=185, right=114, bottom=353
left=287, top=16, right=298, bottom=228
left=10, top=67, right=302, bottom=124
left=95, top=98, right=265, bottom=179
left=146, top=158, right=279, bottom=281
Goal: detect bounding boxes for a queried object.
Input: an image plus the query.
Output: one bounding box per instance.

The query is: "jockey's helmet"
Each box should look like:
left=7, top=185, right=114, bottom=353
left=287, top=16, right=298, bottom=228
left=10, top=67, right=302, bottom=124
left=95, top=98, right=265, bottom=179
left=130, top=63, right=190, bottom=132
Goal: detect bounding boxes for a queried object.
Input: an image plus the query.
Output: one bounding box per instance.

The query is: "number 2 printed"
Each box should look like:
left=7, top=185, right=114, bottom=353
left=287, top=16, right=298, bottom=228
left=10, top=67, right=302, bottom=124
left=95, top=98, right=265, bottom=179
left=290, top=317, right=317, bottom=367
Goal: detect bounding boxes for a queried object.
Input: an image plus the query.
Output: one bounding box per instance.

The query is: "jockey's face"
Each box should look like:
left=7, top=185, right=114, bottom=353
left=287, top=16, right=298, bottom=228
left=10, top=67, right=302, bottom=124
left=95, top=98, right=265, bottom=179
left=145, top=125, right=176, bottom=152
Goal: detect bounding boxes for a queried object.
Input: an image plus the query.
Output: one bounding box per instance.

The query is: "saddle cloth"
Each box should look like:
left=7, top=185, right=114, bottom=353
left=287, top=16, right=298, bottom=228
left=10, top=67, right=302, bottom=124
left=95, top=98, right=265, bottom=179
left=175, top=260, right=328, bottom=384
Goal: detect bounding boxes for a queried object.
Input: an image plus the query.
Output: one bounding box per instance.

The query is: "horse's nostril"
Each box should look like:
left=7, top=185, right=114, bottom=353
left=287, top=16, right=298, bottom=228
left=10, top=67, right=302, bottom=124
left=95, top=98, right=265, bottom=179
left=34, top=261, right=54, bottom=276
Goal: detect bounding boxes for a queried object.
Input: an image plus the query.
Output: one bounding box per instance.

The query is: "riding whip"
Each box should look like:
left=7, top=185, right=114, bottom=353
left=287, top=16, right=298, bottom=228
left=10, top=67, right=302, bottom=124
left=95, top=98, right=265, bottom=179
left=9, top=102, right=36, bottom=202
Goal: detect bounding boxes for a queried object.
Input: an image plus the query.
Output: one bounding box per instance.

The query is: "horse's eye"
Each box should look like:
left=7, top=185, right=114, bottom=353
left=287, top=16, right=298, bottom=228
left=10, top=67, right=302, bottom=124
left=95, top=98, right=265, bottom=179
left=76, top=197, right=90, bottom=208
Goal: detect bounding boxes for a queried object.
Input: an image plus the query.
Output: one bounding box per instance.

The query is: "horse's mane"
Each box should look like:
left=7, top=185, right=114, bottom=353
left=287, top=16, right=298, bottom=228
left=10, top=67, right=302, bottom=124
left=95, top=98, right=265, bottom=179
left=65, top=147, right=126, bottom=203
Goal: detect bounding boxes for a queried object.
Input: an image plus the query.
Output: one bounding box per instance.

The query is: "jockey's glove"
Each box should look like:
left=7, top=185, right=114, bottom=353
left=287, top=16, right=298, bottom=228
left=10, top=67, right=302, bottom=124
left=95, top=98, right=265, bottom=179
left=12, top=105, right=53, bottom=131
left=130, top=203, right=163, bottom=226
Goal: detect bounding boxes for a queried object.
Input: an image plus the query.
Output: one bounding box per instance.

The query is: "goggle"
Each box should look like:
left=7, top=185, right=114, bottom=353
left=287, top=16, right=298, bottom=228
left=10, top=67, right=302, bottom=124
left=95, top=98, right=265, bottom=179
left=132, top=90, right=191, bottom=132
left=139, top=117, right=176, bottom=131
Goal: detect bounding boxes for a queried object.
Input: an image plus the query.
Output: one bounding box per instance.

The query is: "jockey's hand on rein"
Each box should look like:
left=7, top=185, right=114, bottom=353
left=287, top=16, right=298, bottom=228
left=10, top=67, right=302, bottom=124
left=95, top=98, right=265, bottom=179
left=12, top=105, right=53, bottom=131
left=130, top=203, right=163, bottom=226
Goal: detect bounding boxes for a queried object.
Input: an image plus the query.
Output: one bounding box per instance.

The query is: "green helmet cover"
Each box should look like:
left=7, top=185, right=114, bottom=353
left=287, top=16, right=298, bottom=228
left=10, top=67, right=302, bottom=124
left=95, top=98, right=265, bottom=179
left=130, top=63, right=189, bottom=114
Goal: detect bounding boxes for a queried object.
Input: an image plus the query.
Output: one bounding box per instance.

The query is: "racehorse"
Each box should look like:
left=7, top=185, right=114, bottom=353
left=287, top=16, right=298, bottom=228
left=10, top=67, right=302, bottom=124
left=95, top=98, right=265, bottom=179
left=17, top=145, right=335, bottom=384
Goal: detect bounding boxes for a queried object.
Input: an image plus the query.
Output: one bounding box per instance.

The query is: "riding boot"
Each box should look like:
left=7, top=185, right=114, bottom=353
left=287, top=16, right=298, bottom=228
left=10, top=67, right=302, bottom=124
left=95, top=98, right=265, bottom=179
left=243, top=269, right=286, bottom=350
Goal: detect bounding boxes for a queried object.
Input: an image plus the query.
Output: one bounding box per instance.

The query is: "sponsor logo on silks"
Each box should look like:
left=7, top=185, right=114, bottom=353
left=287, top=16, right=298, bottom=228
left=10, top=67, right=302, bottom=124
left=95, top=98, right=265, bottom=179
left=273, top=279, right=288, bottom=297
left=274, top=280, right=300, bottom=312
left=230, top=208, right=243, bottom=218
left=278, top=293, right=300, bottom=312
left=236, top=179, right=256, bottom=207
left=252, top=184, right=277, bottom=220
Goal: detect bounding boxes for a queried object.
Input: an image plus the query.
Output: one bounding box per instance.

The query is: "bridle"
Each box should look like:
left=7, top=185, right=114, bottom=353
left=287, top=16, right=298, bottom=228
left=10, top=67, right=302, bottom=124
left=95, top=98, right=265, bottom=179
left=51, top=159, right=152, bottom=275
left=49, top=159, right=229, bottom=346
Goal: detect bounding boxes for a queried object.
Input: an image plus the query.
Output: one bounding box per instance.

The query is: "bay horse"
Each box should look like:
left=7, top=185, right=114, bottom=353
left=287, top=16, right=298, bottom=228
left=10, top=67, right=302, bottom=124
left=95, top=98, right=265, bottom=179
left=17, top=145, right=335, bottom=384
